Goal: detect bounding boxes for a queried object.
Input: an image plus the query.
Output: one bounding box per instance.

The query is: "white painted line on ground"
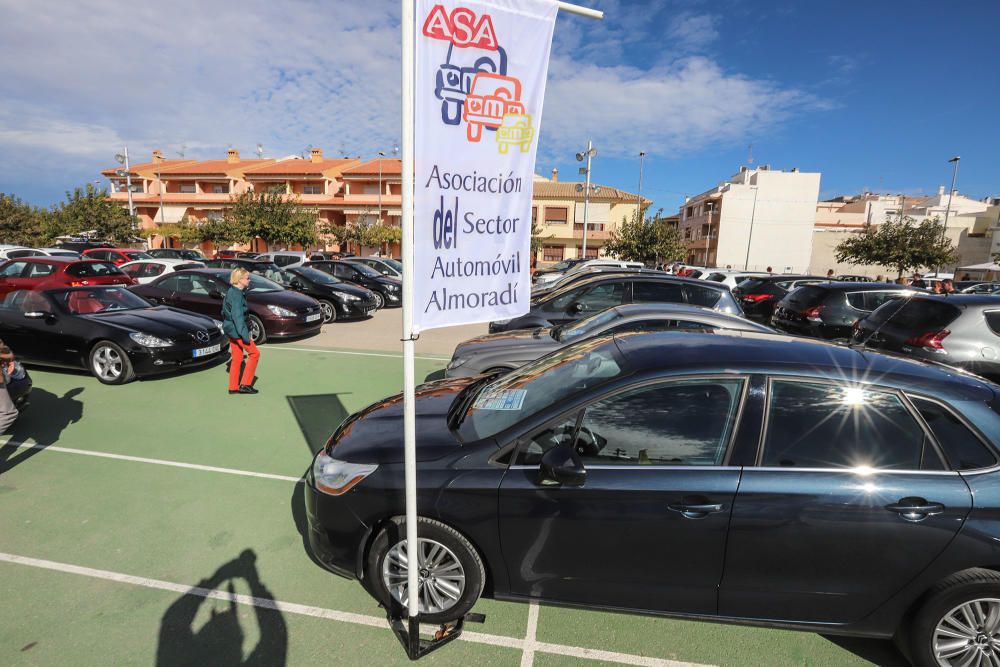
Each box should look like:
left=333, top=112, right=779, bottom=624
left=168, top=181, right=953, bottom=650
left=520, top=601, right=540, bottom=667
left=264, top=345, right=449, bottom=361
left=3, top=442, right=302, bottom=483
left=0, top=552, right=712, bottom=667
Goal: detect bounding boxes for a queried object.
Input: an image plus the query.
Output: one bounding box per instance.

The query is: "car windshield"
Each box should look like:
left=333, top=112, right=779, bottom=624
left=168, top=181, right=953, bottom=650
left=458, top=336, right=629, bottom=440
left=177, top=250, right=204, bottom=260
left=555, top=308, right=623, bottom=342
left=348, top=262, right=382, bottom=277
left=295, top=267, right=340, bottom=284
left=248, top=263, right=285, bottom=284
left=53, top=287, right=150, bottom=314
left=382, top=258, right=403, bottom=271
left=245, top=274, right=283, bottom=293
left=125, top=251, right=152, bottom=261
left=66, top=262, right=123, bottom=277
left=550, top=259, right=576, bottom=271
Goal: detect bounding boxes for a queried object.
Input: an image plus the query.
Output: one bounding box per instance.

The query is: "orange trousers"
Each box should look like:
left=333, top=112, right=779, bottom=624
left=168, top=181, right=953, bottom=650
left=228, top=338, right=260, bottom=390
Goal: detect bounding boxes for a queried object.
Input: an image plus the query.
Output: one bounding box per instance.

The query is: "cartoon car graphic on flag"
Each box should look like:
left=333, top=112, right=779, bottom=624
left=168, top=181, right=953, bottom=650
left=496, top=113, right=534, bottom=153
left=435, top=44, right=508, bottom=126
left=462, top=73, right=525, bottom=143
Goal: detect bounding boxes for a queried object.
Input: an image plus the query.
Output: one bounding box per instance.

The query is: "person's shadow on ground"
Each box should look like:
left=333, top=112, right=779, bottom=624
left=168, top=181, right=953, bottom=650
left=156, top=549, right=287, bottom=667
left=0, top=387, right=84, bottom=476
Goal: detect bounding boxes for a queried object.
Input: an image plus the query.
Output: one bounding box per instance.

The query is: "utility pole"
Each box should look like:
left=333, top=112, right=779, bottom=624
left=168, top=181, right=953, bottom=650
left=158, top=159, right=167, bottom=248
left=743, top=186, right=759, bottom=270
left=939, top=156, right=961, bottom=275
left=576, top=141, right=597, bottom=258
left=637, top=151, right=646, bottom=224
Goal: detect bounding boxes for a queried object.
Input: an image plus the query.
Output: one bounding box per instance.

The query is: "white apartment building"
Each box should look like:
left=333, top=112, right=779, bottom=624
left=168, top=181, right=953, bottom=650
left=678, top=165, right=821, bottom=273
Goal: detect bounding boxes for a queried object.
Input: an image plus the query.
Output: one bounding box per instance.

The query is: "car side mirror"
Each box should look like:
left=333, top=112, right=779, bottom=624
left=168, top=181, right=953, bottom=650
left=24, top=310, right=54, bottom=320
left=569, top=301, right=586, bottom=314
left=291, top=279, right=304, bottom=290
left=209, top=289, right=224, bottom=300
left=537, top=444, right=587, bottom=487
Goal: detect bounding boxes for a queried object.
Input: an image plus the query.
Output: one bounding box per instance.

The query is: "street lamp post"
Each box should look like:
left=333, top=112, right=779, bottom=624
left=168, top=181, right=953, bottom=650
left=576, top=141, right=597, bottom=258
left=115, top=147, right=136, bottom=219
left=742, top=186, right=759, bottom=271
left=157, top=160, right=167, bottom=248
left=937, top=156, right=960, bottom=275
left=637, top=151, right=646, bottom=224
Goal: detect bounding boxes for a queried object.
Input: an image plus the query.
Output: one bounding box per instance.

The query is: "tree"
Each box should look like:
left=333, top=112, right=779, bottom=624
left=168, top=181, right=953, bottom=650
left=603, top=208, right=686, bottom=266
left=0, top=193, right=58, bottom=246
left=835, top=215, right=957, bottom=279
left=530, top=218, right=551, bottom=255
left=54, top=183, right=137, bottom=243
left=224, top=190, right=319, bottom=248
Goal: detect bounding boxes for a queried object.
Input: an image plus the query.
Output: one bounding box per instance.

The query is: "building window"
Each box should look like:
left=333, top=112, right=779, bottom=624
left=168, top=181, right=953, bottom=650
left=576, top=246, right=599, bottom=259
left=545, top=207, right=568, bottom=225
left=542, top=245, right=564, bottom=262
left=574, top=222, right=605, bottom=232
left=685, top=206, right=693, bottom=218
left=684, top=228, right=692, bottom=240
left=303, top=185, right=323, bottom=195
left=179, top=183, right=196, bottom=194
left=531, top=206, right=537, bottom=224
left=212, top=184, right=229, bottom=194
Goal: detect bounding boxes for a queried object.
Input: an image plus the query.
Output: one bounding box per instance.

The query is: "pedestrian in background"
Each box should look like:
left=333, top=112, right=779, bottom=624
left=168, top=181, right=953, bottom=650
left=875, top=274, right=884, bottom=282
left=941, top=278, right=956, bottom=294
left=0, top=340, right=18, bottom=432
left=909, top=273, right=927, bottom=288
left=222, top=268, right=260, bottom=395
left=826, top=269, right=835, bottom=279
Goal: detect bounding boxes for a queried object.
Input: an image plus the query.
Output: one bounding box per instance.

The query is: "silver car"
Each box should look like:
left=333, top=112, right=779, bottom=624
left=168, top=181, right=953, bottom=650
left=852, top=294, right=1000, bottom=380
left=446, top=302, right=773, bottom=378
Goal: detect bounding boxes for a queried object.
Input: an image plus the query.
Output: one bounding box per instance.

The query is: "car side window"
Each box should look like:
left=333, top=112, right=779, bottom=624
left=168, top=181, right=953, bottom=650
left=911, top=397, right=998, bottom=470
left=187, top=275, right=215, bottom=296
left=513, top=416, right=581, bottom=466
left=632, top=281, right=684, bottom=304
left=0, top=262, right=28, bottom=277
left=761, top=380, right=940, bottom=470
left=144, top=264, right=166, bottom=278
left=122, top=264, right=144, bottom=278
left=573, top=379, right=744, bottom=466
left=156, top=275, right=184, bottom=292
left=24, top=262, right=56, bottom=278
left=608, top=319, right=706, bottom=334
left=684, top=285, right=723, bottom=308
left=332, top=263, right=351, bottom=279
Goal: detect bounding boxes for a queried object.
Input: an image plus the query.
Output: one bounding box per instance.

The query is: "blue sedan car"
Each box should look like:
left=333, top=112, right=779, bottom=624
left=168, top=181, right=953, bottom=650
left=307, top=330, right=1000, bottom=666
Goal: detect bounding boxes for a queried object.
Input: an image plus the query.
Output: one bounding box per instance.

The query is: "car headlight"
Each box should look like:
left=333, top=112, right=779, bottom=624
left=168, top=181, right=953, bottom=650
left=212, top=319, right=224, bottom=333
left=337, top=292, right=361, bottom=302
left=129, top=332, right=172, bottom=348
left=267, top=304, right=296, bottom=317
left=312, top=450, right=377, bottom=496
left=384, top=283, right=400, bottom=291
left=446, top=357, right=468, bottom=370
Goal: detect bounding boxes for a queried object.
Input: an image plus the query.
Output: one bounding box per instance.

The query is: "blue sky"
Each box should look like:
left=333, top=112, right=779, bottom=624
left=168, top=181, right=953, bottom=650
left=0, top=0, right=997, bottom=213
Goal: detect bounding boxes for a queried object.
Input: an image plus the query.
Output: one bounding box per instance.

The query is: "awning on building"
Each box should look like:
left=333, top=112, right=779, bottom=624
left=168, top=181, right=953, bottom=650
left=156, top=205, right=190, bottom=223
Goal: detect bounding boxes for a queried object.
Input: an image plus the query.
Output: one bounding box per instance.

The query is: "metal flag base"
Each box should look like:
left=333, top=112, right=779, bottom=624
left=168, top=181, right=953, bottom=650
left=387, top=611, right=486, bottom=660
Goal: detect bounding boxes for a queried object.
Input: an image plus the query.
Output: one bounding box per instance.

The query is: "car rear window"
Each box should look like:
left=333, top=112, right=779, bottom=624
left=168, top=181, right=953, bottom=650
left=888, top=299, right=961, bottom=330
left=685, top=284, right=723, bottom=308
left=784, top=286, right=827, bottom=308
left=66, top=262, right=122, bottom=277
left=912, top=397, right=998, bottom=470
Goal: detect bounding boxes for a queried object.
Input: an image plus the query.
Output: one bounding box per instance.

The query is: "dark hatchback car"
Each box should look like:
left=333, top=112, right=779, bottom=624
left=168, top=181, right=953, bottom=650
left=130, top=269, right=323, bottom=344
left=308, top=330, right=1000, bottom=666
left=447, top=302, right=773, bottom=378
left=489, top=273, right=742, bottom=333
left=282, top=266, right=380, bottom=322
left=732, top=275, right=827, bottom=322
left=303, top=260, right=402, bottom=309
left=148, top=248, right=207, bottom=261
left=771, top=282, right=915, bottom=340
left=853, top=294, right=1000, bottom=381
left=0, top=287, right=226, bottom=384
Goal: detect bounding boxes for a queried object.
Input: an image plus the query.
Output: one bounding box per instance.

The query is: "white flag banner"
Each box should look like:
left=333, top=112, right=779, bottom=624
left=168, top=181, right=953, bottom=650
left=413, top=0, right=558, bottom=333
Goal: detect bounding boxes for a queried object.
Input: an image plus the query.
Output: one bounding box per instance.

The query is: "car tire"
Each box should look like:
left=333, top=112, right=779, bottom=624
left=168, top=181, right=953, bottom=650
left=248, top=315, right=267, bottom=345
left=907, top=568, right=1000, bottom=667
left=372, top=291, right=385, bottom=310
left=318, top=299, right=336, bottom=324
left=366, top=516, right=485, bottom=625
left=89, top=341, right=135, bottom=385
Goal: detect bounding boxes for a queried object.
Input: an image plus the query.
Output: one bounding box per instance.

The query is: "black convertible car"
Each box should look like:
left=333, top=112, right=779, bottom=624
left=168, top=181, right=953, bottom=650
left=308, top=330, right=1000, bottom=666
left=0, top=287, right=227, bottom=384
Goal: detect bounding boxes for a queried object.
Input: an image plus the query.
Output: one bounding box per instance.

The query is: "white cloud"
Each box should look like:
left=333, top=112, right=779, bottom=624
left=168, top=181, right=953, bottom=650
left=0, top=0, right=829, bottom=202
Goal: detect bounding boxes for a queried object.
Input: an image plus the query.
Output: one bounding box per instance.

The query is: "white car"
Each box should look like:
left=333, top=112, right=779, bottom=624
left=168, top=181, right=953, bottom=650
left=534, top=258, right=645, bottom=286
left=0, top=245, right=48, bottom=260
left=36, top=247, right=83, bottom=258
left=119, top=258, right=206, bottom=284
left=701, top=270, right=771, bottom=290
left=255, top=251, right=309, bottom=268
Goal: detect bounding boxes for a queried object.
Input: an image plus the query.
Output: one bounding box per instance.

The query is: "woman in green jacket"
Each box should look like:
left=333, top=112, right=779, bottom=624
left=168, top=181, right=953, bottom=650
left=222, top=268, right=260, bottom=395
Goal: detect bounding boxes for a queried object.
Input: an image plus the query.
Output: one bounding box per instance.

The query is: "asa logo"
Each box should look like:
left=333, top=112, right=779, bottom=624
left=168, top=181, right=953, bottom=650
left=422, top=5, right=499, bottom=51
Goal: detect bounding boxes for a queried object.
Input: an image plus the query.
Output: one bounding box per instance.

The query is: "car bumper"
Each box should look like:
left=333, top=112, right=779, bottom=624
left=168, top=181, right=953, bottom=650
left=129, top=340, right=229, bottom=376
left=266, top=318, right=324, bottom=339
left=381, top=291, right=402, bottom=308
left=338, top=300, right=378, bottom=319
left=304, top=472, right=371, bottom=579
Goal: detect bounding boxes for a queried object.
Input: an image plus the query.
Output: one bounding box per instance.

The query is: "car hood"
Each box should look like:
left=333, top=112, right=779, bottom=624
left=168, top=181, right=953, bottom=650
left=328, top=376, right=479, bottom=464
left=373, top=275, right=402, bottom=287
left=82, top=307, right=219, bottom=339
left=320, top=282, right=374, bottom=299
left=454, top=328, right=558, bottom=358
left=247, top=290, right=318, bottom=309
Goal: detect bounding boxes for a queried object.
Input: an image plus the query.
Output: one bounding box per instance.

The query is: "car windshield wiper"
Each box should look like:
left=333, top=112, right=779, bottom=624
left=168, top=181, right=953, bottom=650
left=447, top=373, right=500, bottom=430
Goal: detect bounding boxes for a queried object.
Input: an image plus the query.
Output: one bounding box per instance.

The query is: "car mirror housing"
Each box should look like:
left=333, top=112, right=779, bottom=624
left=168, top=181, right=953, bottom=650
left=24, top=310, right=53, bottom=320
left=570, top=302, right=586, bottom=314
left=537, top=444, right=587, bottom=487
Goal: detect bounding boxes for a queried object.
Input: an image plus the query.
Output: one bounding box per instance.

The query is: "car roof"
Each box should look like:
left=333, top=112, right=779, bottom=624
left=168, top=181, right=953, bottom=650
left=609, top=303, right=769, bottom=326
left=14, top=256, right=77, bottom=264
left=551, top=271, right=726, bottom=293
left=609, top=329, right=995, bottom=401
left=121, top=258, right=201, bottom=267
left=799, top=281, right=913, bottom=292
left=913, top=294, right=1000, bottom=308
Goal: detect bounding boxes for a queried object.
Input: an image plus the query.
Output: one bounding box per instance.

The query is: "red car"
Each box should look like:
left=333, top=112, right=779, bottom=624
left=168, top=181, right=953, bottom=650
left=82, top=248, right=152, bottom=265
left=0, top=257, right=135, bottom=298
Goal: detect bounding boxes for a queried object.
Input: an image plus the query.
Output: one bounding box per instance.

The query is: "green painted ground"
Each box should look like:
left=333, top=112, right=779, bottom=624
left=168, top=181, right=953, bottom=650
left=0, top=345, right=907, bottom=666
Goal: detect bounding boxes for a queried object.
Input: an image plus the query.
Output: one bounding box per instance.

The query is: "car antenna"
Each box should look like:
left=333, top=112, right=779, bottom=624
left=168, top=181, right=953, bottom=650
left=849, top=286, right=921, bottom=351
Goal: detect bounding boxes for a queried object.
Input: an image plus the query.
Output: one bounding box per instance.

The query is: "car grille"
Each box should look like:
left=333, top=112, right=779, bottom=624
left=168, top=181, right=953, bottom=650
left=171, top=330, right=219, bottom=344
left=297, top=305, right=321, bottom=316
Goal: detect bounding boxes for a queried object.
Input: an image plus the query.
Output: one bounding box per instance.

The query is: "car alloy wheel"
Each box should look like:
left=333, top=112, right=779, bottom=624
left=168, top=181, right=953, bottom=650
left=933, top=598, right=1000, bottom=665
left=248, top=315, right=266, bottom=344
left=318, top=299, right=336, bottom=323
left=372, top=291, right=385, bottom=309
left=382, top=538, right=465, bottom=615
left=89, top=341, right=135, bottom=385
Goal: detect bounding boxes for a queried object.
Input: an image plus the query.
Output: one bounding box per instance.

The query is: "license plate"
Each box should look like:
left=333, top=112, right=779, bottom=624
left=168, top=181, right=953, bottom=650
left=193, top=344, right=221, bottom=358
left=305, top=313, right=321, bottom=323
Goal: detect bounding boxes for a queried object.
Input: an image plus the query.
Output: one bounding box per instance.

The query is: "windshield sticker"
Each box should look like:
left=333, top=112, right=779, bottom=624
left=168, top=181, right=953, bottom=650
left=473, top=388, right=526, bottom=411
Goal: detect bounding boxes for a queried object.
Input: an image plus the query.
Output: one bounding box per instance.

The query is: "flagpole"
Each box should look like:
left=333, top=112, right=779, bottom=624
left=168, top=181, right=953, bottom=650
left=400, top=0, right=419, bottom=628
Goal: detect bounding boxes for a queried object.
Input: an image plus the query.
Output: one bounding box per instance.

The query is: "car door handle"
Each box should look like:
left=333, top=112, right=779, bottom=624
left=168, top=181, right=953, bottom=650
left=885, top=498, right=945, bottom=522
left=668, top=502, right=725, bottom=519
